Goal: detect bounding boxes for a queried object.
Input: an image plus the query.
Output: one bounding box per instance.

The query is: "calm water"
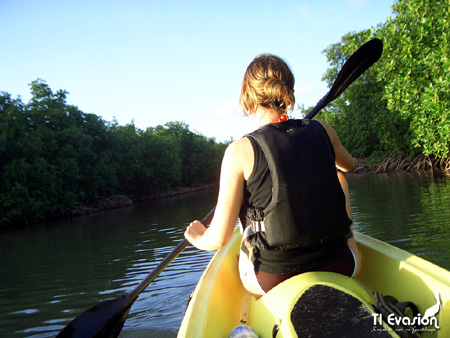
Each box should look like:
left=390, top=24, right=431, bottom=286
left=0, top=171, right=449, bottom=337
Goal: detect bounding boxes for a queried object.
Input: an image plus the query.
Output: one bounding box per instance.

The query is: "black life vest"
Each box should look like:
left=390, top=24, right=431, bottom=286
left=240, top=119, right=351, bottom=250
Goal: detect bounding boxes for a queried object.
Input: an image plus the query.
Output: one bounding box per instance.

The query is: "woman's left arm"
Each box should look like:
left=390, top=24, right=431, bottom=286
left=318, top=120, right=355, bottom=172
left=184, top=139, right=247, bottom=251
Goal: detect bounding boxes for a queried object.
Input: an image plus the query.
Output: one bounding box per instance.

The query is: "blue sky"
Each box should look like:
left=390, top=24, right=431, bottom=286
left=1, top=0, right=394, bottom=142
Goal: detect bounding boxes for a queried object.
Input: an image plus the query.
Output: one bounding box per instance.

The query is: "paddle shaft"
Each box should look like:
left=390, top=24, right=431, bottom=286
left=127, top=207, right=215, bottom=302
left=56, top=208, right=215, bottom=338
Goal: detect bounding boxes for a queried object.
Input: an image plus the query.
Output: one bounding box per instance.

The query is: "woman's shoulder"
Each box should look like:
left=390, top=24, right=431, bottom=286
left=225, top=137, right=254, bottom=180
left=227, top=137, right=252, bottom=154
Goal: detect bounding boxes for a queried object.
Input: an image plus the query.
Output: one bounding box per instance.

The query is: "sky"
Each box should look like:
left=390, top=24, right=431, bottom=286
left=1, top=0, right=395, bottom=142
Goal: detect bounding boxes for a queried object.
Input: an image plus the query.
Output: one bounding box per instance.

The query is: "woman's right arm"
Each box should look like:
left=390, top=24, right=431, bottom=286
left=184, top=138, right=252, bottom=251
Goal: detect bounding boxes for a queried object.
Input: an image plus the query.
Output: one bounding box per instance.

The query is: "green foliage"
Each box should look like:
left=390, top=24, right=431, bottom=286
left=152, top=122, right=223, bottom=186
left=315, top=0, right=450, bottom=161
left=379, top=0, right=450, bottom=158
left=0, top=80, right=227, bottom=227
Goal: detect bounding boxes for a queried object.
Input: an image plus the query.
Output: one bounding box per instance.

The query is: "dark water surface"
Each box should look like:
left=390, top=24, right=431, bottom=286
left=348, top=170, right=450, bottom=271
left=0, top=171, right=449, bottom=337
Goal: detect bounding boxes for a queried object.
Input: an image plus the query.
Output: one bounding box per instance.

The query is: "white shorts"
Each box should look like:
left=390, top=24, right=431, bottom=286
left=238, top=249, right=266, bottom=297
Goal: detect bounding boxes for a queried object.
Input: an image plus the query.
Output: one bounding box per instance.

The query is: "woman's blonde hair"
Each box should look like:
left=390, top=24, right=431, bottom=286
left=240, top=54, right=295, bottom=116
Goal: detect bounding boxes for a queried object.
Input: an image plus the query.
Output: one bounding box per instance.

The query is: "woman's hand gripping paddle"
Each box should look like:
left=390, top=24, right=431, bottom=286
left=305, top=38, right=383, bottom=120
left=56, top=208, right=215, bottom=338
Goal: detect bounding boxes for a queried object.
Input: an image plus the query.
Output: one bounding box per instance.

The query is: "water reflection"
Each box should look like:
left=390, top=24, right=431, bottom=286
left=0, top=190, right=216, bottom=338
left=1, top=172, right=449, bottom=337
left=348, top=170, right=450, bottom=270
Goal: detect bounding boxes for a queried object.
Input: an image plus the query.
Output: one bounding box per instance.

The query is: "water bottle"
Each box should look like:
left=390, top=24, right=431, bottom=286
left=229, top=325, right=259, bottom=338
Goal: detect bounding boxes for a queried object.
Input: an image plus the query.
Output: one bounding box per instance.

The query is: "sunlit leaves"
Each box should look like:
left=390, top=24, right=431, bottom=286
left=380, top=0, right=450, bottom=158
left=319, top=0, right=450, bottom=161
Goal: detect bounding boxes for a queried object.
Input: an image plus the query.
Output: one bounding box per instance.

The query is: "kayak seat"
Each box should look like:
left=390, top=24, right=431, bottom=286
left=291, top=284, right=391, bottom=337
left=248, top=271, right=397, bottom=337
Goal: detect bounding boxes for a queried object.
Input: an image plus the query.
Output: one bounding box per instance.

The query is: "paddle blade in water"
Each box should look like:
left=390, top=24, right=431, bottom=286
left=56, top=295, right=132, bottom=338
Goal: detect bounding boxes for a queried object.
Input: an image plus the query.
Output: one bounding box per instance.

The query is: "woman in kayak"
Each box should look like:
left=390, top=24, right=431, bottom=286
left=185, top=54, right=360, bottom=297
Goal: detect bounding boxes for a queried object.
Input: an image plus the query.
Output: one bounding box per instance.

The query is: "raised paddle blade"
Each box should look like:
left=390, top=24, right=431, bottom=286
left=305, top=38, right=383, bottom=120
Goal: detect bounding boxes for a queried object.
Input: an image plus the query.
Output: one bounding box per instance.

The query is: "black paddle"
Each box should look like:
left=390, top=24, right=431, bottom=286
left=305, top=38, right=383, bottom=120
left=56, top=38, right=383, bottom=338
left=56, top=208, right=216, bottom=338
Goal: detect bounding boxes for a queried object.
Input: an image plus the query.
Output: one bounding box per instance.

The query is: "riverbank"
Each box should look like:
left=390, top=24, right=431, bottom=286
left=65, top=183, right=219, bottom=218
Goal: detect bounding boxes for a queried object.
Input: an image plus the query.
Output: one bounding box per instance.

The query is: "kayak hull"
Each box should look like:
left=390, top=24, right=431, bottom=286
left=178, top=230, right=450, bottom=337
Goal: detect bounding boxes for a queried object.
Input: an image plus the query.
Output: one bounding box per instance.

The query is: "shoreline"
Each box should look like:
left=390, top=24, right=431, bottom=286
left=68, top=154, right=449, bottom=218
left=65, top=183, right=219, bottom=218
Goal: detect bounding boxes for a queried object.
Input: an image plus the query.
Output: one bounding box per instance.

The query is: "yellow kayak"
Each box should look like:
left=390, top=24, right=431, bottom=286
left=178, top=229, right=450, bottom=337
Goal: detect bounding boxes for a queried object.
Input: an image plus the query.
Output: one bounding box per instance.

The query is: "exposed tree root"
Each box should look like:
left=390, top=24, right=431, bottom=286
left=353, top=154, right=450, bottom=174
